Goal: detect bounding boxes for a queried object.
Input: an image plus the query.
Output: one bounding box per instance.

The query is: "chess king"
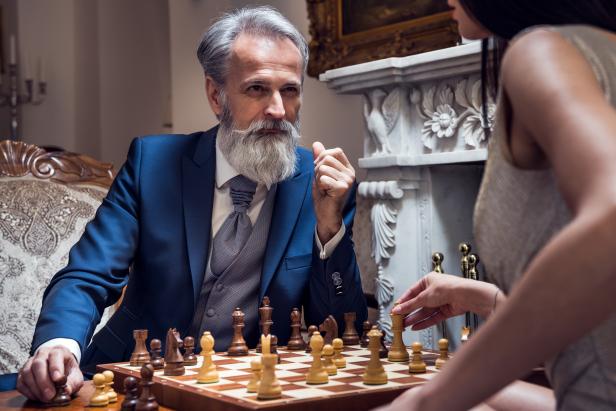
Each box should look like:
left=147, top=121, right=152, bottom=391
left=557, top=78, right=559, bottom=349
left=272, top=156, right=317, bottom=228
left=17, top=6, right=367, bottom=403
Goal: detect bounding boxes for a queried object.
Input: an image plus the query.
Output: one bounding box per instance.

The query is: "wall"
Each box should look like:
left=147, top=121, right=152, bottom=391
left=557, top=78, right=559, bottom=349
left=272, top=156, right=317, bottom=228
left=8, top=0, right=170, bottom=168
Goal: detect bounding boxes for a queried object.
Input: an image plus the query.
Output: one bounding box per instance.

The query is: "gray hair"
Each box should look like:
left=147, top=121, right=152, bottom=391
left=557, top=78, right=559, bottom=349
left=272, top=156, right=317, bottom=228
left=197, top=6, right=309, bottom=87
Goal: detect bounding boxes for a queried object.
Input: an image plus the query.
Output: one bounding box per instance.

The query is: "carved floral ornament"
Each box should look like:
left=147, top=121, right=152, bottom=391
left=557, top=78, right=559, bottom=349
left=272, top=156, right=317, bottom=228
left=362, top=78, right=496, bottom=156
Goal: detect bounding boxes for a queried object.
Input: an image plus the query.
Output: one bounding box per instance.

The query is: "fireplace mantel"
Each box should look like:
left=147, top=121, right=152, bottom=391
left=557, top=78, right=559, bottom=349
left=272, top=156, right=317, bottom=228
left=321, top=42, right=492, bottom=350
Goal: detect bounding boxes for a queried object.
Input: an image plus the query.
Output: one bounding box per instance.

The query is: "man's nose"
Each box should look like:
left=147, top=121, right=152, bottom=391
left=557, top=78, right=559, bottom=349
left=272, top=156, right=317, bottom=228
left=264, top=91, right=285, bottom=119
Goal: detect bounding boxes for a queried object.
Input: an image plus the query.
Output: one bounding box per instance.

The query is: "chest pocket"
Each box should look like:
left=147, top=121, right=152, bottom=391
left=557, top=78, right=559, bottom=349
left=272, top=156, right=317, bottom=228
left=285, top=253, right=311, bottom=271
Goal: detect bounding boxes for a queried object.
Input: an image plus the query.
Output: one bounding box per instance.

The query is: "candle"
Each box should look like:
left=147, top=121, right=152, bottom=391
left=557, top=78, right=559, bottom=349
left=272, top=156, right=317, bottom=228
left=38, top=57, right=45, bottom=83
left=10, top=35, right=16, bottom=65
left=24, top=54, right=32, bottom=80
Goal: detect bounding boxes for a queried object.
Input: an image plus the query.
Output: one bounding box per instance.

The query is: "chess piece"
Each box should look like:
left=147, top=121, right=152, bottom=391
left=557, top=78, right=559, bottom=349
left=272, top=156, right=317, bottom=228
left=342, top=312, right=360, bottom=345
left=379, top=332, right=388, bottom=358
left=136, top=364, right=159, bottom=411
left=149, top=339, right=164, bottom=370
left=468, top=253, right=479, bottom=280
left=121, top=376, right=139, bottom=411
left=432, top=252, right=444, bottom=273
left=388, top=310, right=409, bottom=362
left=256, top=297, right=274, bottom=353
left=102, top=370, right=118, bottom=403
left=163, top=328, right=185, bottom=376
left=246, top=359, right=262, bottom=393
left=89, top=373, right=110, bottom=407
left=319, top=315, right=338, bottom=346
left=49, top=375, right=70, bottom=407
left=287, top=307, right=305, bottom=350
left=271, top=334, right=281, bottom=364
left=306, top=331, right=328, bottom=384
left=360, top=321, right=371, bottom=348
left=435, top=338, right=450, bottom=370
left=183, top=336, right=198, bottom=366
left=197, top=331, right=219, bottom=383
left=362, top=326, right=387, bottom=385
left=228, top=307, right=249, bottom=356
left=332, top=338, right=346, bottom=368
left=322, top=344, right=337, bottom=376
left=409, top=342, right=427, bottom=373
left=257, top=334, right=282, bottom=400
left=130, top=329, right=151, bottom=366
left=305, top=325, right=318, bottom=353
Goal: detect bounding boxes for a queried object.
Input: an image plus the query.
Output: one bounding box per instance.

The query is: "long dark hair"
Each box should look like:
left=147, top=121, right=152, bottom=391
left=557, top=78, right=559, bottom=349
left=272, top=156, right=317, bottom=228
left=457, top=0, right=616, bottom=134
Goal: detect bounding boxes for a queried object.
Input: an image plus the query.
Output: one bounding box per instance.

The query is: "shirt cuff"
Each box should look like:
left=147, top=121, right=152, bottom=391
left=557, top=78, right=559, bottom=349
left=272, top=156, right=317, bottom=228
left=37, top=338, right=82, bottom=364
left=315, top=221, right=346, bottom=260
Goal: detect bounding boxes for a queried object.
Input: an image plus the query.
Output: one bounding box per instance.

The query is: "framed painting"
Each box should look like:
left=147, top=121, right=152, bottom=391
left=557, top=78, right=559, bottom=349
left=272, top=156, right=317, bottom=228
left=306, top=0, right=460, bottom=77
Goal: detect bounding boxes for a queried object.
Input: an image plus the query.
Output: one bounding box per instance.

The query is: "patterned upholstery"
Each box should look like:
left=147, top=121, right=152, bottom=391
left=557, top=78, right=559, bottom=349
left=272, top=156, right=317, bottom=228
left=0, top=141, right=115, bottom=373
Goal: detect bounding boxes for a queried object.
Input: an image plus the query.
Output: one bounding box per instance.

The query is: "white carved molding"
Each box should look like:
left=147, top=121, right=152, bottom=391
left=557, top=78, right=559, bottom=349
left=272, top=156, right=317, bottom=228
left=358, top=181, right=404, bottom=200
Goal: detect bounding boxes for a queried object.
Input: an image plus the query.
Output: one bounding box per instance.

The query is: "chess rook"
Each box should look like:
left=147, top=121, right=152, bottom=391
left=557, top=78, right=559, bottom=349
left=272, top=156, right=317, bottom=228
left=130, top=329, right=151, bottom=367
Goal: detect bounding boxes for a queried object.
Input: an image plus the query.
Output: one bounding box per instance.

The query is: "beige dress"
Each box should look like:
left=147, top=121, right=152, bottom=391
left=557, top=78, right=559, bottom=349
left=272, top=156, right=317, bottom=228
left=474, top=25, right=616, bottom=410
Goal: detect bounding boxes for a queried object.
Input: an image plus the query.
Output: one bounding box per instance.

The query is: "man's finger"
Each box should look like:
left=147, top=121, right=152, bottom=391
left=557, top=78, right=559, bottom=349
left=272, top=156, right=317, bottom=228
left=315, top=155, right=352, bottom=176
left=66, top=364, right=84, bottom=396
left=312, top=141, right=325, bottom=161
left=404, top=307, right=438, bottom=326
left=31, top=356, right=55, bottom=402
left=315, top=164, right=353, bottom=186
left=22, top=360, right=45, bottom=402
left=410, top=310, right=447, bottom=330
left=16, top=372, right=36, bottom=401
left=317, top=175, right=348, bottom=197
left=47, top=349, right=66, bottom=382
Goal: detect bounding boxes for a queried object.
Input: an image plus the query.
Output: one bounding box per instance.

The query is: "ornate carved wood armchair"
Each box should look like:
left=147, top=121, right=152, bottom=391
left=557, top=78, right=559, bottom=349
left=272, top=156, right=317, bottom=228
left=0, top=140, right=116, bottom=378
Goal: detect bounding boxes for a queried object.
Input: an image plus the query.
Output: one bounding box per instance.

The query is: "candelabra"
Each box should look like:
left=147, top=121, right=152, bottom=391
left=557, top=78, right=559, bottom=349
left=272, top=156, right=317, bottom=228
left=0, top=36, right=47, bottom=141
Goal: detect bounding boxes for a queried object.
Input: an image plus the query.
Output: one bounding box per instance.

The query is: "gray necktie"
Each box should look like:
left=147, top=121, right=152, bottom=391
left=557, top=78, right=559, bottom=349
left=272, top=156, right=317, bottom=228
left=210, top=175, right=257, bottom=276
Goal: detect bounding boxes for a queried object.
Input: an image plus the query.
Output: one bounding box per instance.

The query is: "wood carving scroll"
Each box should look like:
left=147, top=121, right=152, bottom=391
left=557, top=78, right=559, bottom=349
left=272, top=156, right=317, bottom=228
left=0, top=140, right=114, bottom=188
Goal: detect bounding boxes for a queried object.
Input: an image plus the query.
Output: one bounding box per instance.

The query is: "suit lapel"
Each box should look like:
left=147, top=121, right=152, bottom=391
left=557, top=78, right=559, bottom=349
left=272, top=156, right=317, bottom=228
left=260, top=168, right=311, bottom=300
left=182, top=128, right=217, bottom=304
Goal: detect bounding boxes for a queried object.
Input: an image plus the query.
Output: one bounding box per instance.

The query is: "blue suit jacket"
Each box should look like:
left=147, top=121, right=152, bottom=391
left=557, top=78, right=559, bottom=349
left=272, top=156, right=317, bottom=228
left=32, top=127, right=367, bottom=368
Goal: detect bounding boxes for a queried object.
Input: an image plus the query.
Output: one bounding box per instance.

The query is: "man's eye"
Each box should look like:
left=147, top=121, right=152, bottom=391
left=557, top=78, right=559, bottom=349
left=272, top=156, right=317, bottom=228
left=247, top=85, right=265, bottom=93
left=282, top=87, right=299, bottom=96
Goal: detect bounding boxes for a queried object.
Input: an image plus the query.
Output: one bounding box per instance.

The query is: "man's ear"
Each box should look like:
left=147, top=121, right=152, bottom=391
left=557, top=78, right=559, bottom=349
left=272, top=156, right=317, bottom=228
left=205, top=76, right=223, bottom=117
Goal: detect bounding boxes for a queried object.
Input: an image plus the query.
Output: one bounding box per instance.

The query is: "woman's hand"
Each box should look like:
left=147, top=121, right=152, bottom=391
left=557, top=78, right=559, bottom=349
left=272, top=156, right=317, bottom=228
left=392, top=272, right=501, bottom=329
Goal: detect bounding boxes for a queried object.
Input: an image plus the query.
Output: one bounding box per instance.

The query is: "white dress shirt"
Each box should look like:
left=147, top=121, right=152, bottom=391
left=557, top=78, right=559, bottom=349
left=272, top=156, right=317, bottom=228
left=38, top=135, right=345, bottom=362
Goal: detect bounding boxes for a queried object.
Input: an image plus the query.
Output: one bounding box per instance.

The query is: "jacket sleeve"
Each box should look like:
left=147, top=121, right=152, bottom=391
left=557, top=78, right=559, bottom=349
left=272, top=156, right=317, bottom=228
left=304, top=183, right=368, bottom=334
left=31, top=138, right=143, bottom=354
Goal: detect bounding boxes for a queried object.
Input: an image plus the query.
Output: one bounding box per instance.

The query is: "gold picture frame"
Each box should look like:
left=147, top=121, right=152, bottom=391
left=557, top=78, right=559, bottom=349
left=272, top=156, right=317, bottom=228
left=306, top=0, right=460, bottom=77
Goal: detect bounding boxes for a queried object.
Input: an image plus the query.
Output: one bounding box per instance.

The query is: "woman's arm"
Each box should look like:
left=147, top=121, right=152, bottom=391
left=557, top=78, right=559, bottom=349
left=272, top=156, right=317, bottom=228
left=395, top=28, right=616, bottom=411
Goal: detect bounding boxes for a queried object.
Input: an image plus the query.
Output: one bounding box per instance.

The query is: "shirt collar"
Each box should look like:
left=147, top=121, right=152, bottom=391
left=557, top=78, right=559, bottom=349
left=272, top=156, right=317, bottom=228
left=215, top=128, right=271, bottom=189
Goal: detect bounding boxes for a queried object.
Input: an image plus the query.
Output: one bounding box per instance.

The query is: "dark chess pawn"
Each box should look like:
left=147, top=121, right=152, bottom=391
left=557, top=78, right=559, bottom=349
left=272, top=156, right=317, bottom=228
left=360, top=320, right=371, bottom=348
left=287, top=307, right=305, bottom=350
left=183, top=336, right=198, bottom=366
left=379, top=332, right=389, bottom=359
left=120, top=376, right=139, bottom=411
left=270, top=334, right=281, bottom=364
left=227, top=307, right=249, bottom=356
left=49, top=375, right=71, bottom=407
left=305, top=325, right=319, bottom=353
left=136, top=364, right=159, bottom=411
left=342, top=312, right=360, bottom=345
left=149, top=339, right=164, bottom=370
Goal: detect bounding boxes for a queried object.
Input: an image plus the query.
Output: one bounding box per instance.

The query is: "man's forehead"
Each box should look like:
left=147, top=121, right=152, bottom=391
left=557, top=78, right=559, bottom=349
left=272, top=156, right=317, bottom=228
left=228, top=33, right=302, bottom=80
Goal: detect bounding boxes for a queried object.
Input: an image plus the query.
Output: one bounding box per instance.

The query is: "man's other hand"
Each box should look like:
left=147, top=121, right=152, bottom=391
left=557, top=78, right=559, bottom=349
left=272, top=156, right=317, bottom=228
left=17, top=345, right=84, bottom=402
left=312, top=141, right=355, bottom=244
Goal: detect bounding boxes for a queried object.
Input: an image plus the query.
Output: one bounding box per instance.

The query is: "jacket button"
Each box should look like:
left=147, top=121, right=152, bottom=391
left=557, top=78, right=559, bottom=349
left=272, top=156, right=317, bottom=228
left=216, top=283, right=224, bottom=292
left=206, top=308, right=216, bottom=317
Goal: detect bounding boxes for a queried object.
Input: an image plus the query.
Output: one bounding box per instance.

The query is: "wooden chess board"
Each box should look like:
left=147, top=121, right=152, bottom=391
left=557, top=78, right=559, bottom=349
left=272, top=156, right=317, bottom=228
left=98, top=345, right=440, bottom=411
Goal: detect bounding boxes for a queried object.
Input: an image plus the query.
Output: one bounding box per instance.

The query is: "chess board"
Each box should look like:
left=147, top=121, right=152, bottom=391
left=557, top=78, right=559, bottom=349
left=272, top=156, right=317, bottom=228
left=98, top=345, right=440, bottom=411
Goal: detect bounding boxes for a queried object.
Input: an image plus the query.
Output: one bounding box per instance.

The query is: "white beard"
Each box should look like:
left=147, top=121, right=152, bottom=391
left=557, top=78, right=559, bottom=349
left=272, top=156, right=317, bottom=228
left=217, top=101, right=300, bottom=187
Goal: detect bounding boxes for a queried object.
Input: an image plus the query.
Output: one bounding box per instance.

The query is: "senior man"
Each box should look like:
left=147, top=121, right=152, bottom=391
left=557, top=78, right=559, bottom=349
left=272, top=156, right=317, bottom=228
left=17, top=6, right=367, bottom=402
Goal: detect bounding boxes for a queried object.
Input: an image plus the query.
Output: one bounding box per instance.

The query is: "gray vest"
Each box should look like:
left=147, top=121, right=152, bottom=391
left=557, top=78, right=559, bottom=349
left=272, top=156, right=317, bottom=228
left=189, top=185, right=276, bottom=351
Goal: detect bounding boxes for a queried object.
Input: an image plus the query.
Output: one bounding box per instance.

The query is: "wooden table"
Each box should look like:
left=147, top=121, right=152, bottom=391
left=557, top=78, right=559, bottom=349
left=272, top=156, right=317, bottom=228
left=0, top=381, right=174, bottom=410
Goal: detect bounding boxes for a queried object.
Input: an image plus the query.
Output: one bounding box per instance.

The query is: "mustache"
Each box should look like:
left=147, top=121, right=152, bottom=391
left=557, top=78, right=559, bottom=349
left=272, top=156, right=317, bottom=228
left=233, top=119, right=299, bottom=138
